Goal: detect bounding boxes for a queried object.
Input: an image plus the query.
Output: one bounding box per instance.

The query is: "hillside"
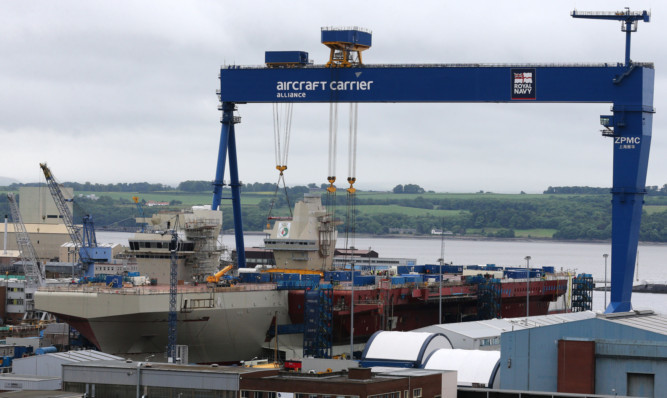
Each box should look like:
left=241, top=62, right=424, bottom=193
left=2, top=184, right=667, bottom=242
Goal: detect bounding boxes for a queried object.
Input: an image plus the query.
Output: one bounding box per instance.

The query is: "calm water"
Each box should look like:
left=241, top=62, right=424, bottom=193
left=96, top=231, right=667, bottom=314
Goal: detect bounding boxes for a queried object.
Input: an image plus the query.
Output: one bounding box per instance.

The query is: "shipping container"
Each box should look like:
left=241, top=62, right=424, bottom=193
left=265, top=51, right=309, bottom=66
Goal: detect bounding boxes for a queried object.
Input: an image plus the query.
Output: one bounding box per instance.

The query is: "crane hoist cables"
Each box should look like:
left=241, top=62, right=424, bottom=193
left=344, top=103, right=359, bottom=253
left=327, top=102, right=338, bottom=192
left=347, top=102, right=358, bottom=194
left=267, top=103, right=294, bottom=225
left=320, top=102, right=339, bottom=260
left=273, top=103, right=293, bottom=172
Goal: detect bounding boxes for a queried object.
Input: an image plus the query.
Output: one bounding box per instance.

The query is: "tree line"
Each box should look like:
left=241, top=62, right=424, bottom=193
left=225, top=193, right=667, bottom=242
left=545, top=185, right=667, bottom=196
left=3, top=181, right=667, bottom=242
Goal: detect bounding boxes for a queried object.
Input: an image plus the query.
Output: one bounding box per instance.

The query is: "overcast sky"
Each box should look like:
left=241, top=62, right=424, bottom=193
left=2, top=1, right=665, bottom=193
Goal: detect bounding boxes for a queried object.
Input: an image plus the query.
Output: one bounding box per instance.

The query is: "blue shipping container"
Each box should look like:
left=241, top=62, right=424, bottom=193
left=265, top=51, right=309, bottom=65
left=391, top=277, right=406, bottom=285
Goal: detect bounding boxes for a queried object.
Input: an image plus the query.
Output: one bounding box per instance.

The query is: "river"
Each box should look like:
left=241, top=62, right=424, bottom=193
left=96, top=231, right=667, bottom=314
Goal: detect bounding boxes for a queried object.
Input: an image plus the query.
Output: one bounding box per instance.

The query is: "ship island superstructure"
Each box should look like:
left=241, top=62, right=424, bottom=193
left=126, top=206, right=223, bottom=283
left=263, top=194, right=337, bottom=270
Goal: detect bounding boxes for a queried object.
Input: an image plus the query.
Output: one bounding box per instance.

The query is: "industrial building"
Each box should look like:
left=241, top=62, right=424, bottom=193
left=500, top=310, right=667, bottom=396
left=241, top=367, right=454, bottom=398
left=0, top=350, right=122, bottom=393
left=0, top=375, right=62, bottom=393
left=359, top=331, right=499, bottom=388
left=59, top=360, right=455, bottom=398
left=360, top=331, right=452, bottom=368
left=3, top=187, right=73, bottom=263
left=415, top=311, right=597, bottom=351
left=422, top=350, right=500, bottom=388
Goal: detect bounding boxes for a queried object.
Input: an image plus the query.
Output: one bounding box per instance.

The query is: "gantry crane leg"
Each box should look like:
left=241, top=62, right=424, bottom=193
left=608, top=105, right=654, bottom=312
left=212, top=101, right=246, bottom=268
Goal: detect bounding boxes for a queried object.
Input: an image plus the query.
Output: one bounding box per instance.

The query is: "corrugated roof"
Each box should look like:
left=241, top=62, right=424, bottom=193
left=372, top=368, right=444, bottom=377
left=504, top=310, right=597, bottom=327
left=415, top=311, right=597, bottom=339
left=48, top=350, right=123, bottom=363
left=602, top=311, right=667, bottom=335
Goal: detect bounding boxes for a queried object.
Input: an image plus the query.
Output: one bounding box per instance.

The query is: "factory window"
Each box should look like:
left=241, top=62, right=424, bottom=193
left=241, top=391, right=249, bottom=398
left=369, top=393, right=400, bottom=398
left=413, top=389, right=422, bottom=398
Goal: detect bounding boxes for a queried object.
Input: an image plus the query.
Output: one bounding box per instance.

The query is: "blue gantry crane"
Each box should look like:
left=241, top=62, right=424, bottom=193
left=212, top=13, right=653, bottom=313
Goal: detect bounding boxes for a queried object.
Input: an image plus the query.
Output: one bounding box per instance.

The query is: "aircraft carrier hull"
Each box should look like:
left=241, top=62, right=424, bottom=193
left=35, top=285, right=290, bottom=363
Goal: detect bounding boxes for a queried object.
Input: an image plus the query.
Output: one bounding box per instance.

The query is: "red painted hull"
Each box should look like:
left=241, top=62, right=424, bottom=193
left=289, top=277, right=568, bottom=344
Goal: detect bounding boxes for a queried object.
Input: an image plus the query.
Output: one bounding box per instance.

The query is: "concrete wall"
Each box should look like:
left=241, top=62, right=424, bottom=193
left=0, top=375, right=61, bottom=391
left=13, top=355, right=67, bottom=378
left=19, top=186, right=72, bottom=225
left=500, top=317, right=667, bottom=394
left=4, top=225, right=71, bottom=262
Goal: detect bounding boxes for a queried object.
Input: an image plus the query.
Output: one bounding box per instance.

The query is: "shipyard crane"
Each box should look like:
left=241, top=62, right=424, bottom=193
left=571, top=9, right=650, bottom=67
left=39, top=163, right=105, bottom=276
left=132, top=196, right=150, bottom=233
left=167, top=228, right=178, bottom=363
left=6, top=193, right=45, bottom=287
left=213, top=13, right=653, bottom=313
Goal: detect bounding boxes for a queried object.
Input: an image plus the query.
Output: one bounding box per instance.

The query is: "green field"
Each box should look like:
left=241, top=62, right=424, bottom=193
left=354, top=191, right=600, bottom=201
left=644, top=205, right=667, bottom=215
left=75, top=191, right=273, bottom=206
left=468, top=228, right=557, bottom=238
left=354, top=204, right=467, bottom=217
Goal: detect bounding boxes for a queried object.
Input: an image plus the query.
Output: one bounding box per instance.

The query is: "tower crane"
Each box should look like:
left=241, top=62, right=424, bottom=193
left=571, top=8, right=650, bottom=67
left=6, top=193, right=45, bottom=287
left=132, top=196, right=150, bottom=233
left=167, top=227, right=178, bottom=363
left=39, top=163, right=105, bottom=276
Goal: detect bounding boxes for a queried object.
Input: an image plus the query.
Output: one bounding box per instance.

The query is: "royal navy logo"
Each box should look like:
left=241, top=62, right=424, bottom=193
left=511, top=68, right=536, bottom=100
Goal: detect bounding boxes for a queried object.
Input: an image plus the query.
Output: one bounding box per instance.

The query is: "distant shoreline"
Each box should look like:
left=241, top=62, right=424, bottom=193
left=235, top=230, right=667, bottom=246
left=99, top=226, right=667, bottom=245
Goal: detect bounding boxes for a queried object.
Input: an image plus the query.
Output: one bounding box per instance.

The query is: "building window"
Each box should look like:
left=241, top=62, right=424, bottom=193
left=369, top=393, right=400, bottom=398
left=241, top=391, right=249, bottom=398
left=413, top=389, right=422, bottom=398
